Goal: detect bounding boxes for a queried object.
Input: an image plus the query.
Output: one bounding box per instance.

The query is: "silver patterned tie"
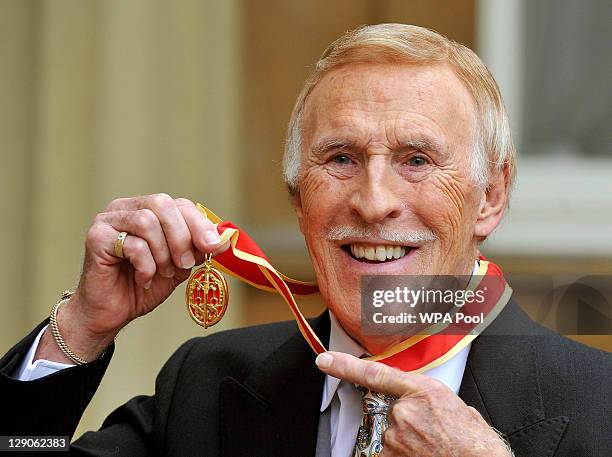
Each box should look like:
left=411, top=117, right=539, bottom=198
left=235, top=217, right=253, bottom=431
left=353, top=386, right=395, bottom=457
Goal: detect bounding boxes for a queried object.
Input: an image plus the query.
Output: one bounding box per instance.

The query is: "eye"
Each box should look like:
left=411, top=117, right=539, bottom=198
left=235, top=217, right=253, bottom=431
left=332, top=154, right=354, bottom=165
left=406, top=155, right=429, bottom=166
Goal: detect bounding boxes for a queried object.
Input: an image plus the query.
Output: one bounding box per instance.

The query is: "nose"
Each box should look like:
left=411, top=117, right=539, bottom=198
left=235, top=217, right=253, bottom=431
left=348, top=157, right=403, bottom=224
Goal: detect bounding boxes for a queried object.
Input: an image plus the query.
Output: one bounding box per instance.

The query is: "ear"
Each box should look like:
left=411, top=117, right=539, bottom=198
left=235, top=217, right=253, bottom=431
left=474, top=166, right=509, bottom=238
left=291, top=192, right=306, bottom=235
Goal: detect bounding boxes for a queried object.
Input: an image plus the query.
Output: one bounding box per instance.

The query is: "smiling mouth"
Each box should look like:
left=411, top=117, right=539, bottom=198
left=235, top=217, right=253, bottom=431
left=342, top=243, right=414, bottom=263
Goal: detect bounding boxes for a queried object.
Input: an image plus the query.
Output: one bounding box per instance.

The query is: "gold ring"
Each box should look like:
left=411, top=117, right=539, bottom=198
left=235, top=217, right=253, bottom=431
left=114, top=231, right=128, bottom=259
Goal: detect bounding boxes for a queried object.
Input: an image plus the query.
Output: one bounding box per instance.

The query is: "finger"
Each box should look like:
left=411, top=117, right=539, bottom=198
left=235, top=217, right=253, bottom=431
left=96, top=210, right=176, bottom=278
left=145, top=194, right=197, bottom=269
left=386, top=396, right=418, bottom=429
left=104, top=195, right=152, bottom=212
left=104, top=194, right=195, bottom=269
left=106, top=194, right=230, bottom=268
left=380, top=428, right=403, bottom=457
left=122, top=234, right=157, bottom=288
left=315, top=351, right=431, bottom=397
left=175, top=198, right=229, bottom=255
left=88, top=223, right=156, bottom=288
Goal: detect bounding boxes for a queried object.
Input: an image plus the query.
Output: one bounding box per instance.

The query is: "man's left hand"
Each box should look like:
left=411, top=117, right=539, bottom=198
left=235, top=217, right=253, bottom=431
left=315, top=351, right=512, bottom=457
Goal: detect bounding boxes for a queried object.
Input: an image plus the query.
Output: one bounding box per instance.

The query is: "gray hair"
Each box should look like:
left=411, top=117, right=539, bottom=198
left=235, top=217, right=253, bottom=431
left=282, top=23, right=516, bottom=197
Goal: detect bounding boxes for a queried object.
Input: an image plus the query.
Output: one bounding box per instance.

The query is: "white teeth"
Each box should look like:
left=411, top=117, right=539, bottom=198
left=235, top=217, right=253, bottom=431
left=353, top=245, right=359, bottom=258
left=348, top=243, right=411, bottom=262
left=364, top=246, right=375, bottom=260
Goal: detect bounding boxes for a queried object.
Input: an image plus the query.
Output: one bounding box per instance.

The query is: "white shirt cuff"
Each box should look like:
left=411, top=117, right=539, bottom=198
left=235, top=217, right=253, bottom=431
left=14, top=324, right=75, bottom=381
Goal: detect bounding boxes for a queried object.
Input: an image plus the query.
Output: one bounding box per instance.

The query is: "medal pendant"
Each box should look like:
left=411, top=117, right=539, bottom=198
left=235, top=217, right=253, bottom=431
left=185, top=254, right=229, bottom=328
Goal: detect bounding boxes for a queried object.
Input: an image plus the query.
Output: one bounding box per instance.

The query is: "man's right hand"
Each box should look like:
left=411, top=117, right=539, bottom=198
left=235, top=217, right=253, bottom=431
left=35, top=194, right=228, bottom=364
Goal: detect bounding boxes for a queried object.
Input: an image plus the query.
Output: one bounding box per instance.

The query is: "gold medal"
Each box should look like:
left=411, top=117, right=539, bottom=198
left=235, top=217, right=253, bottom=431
left=185, top=253, right=229, bottom=328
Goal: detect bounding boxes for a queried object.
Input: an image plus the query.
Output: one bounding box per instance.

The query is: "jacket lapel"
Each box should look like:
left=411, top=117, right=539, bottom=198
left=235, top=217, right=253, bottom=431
left=459, top=300, right=569, bottom=456
left=219, top=312, right=330, bottom=457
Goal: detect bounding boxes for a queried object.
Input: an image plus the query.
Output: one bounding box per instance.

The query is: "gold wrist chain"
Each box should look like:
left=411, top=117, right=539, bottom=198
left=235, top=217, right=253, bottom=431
left=49, top=290, right=90, bottom=365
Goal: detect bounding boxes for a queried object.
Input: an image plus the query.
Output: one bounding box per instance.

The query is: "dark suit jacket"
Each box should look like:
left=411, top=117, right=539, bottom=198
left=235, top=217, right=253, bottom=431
left=1, top=300, right=611, bottom=456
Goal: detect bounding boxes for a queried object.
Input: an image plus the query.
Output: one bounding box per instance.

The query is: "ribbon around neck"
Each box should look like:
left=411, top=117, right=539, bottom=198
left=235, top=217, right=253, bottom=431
left=197, top=204, right=512, bottom=373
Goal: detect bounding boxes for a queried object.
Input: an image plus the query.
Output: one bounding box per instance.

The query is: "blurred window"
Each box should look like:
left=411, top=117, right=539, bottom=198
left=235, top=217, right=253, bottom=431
left=477, top=0, right=612, bottom=256
left=522, top=0, right=611, bottom=158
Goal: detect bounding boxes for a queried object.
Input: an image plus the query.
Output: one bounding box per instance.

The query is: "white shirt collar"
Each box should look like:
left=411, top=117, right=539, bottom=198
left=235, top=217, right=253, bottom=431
left=320, top=311, right=368, bottom=411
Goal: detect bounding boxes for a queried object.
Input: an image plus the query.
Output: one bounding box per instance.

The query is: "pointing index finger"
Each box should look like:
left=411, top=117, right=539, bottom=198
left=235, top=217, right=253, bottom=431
left=315, top=351, right=430, bottom=397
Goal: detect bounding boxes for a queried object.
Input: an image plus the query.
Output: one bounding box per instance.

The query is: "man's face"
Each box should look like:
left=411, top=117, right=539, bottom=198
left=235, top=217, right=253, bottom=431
left=295, top=63, right=488, bottom=348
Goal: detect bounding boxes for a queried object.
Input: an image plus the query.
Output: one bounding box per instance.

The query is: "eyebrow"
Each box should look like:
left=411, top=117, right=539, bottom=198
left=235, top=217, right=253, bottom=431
left=310, top=137, right=446, bottom=158
left=397, top=138, right=444, bottom=154
left=310, top=139, right=355, bottom=159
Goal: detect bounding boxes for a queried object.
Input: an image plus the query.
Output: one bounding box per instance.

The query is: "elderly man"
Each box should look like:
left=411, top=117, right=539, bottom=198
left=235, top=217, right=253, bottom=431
left=1, top=24, right=610, bottom=457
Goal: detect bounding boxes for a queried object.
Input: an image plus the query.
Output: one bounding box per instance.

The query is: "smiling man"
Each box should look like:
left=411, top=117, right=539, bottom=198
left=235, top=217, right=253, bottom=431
left=1, top=24, right=610, bottom=457
left=293, top=59, right=506, bottom=354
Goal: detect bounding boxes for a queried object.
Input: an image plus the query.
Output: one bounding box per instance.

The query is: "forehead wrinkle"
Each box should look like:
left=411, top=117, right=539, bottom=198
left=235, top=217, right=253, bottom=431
left=385, top=117, right=450, bottom=161
left=308, top=113, right=369, bottom=154
left=304, top=63, right=475, bottom=160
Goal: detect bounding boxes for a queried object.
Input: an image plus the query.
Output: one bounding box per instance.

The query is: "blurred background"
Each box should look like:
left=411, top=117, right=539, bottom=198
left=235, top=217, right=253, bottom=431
left=1, top=0, right=610, bottom=438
